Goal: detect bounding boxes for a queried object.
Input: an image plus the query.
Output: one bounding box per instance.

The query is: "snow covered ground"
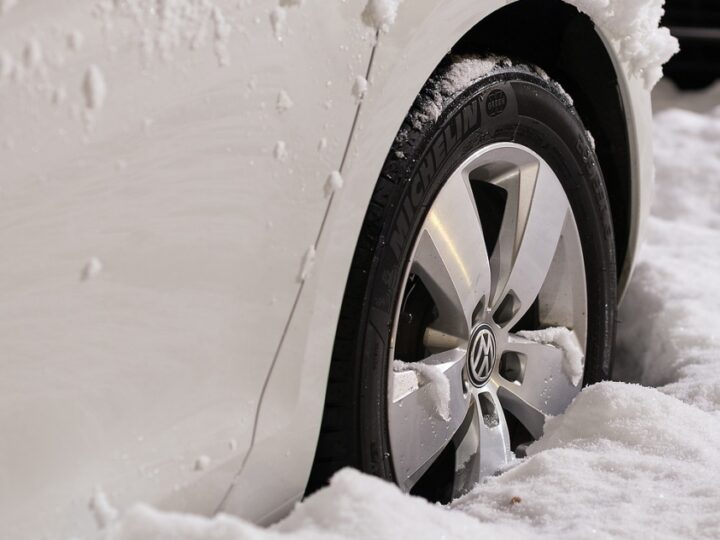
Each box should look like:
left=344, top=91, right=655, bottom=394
left=102, top=82, right=720, bottom=540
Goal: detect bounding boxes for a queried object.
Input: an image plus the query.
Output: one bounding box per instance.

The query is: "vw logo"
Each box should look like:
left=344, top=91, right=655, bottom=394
left=467, top=324, right=497, bottom=386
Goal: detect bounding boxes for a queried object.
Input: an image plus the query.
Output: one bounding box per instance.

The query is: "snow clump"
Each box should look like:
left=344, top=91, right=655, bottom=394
left=516, top=327, right=585, bottom=386
left=361, top=0, right=403, bottom=32
left=352, top=75, right=368, bottom=101
left=564, top=0, right=678, bottom=89
left=393, top=360, right=450, bottom=421
left=324, top=170, right=343, bottom=197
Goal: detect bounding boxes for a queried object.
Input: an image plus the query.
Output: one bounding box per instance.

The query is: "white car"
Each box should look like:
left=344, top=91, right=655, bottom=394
left=0, top=0, right=653, bottom=537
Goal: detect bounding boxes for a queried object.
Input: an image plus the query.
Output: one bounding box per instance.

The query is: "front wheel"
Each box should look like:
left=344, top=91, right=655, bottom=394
left=308, top=59, right=616, bottom=503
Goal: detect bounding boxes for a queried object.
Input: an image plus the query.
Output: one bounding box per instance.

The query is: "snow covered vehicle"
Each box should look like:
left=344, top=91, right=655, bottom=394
left=0, top=0, right=674, bottom=537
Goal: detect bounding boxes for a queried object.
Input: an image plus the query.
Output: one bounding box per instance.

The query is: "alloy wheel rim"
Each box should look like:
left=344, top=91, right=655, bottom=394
left=387, top=142, right=588, bottom=500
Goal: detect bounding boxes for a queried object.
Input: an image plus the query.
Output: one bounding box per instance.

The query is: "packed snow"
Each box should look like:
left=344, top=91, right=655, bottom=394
left=99, top=82, right=720, bottom=540
left=393, top=359, right=451, bottom=421
left=516, top=327, right=585, bottom=386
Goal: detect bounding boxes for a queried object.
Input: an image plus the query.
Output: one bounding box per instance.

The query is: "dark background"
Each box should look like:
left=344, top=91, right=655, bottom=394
left=664, top=0, right=720, bottom=89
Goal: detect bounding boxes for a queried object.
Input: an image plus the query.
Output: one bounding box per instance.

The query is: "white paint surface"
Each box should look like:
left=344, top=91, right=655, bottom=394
left=0, top=1, right=372, bottom=537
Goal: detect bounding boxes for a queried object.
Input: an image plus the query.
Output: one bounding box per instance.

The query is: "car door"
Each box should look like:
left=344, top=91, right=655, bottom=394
left=0, top=1, right=373, bottom=537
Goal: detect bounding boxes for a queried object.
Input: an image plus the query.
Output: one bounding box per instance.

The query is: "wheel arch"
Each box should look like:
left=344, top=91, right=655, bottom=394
left=450, top=0, right=633, bottom=287
left=306, top=0, right=639, bottom=493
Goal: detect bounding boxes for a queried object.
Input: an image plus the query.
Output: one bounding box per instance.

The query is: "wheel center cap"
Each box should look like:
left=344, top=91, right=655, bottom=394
left=467, top=324, right=497, bottom=387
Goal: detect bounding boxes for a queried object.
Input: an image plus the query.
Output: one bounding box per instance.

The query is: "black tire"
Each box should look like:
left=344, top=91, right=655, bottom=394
left=307, top=58, right=616, bottom=495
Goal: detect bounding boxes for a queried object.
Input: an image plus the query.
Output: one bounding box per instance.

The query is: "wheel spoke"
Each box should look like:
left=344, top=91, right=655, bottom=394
left=489, top=159, right=570, bottom=328
left=389, top=348, right=470, bottom=491
left=451, top=403, right=481, bottom=498
left=413, top=169, right=492, bottom=335
left=450, top=389, right=512, bottom=499
left=476, top=389, right=512, bottom=477
left=496, top=334, right=582, bottom=438
left=423, top=327, right=465, bottom=351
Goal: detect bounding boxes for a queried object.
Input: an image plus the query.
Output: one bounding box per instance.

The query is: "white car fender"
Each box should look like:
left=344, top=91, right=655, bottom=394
left=220, top=0, right=654, bottom=524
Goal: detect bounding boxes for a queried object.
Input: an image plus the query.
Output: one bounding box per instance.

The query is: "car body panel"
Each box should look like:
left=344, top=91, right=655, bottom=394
left=219, top=0, right=654, bottom=523
left=603, top=43, right=654, bottom=298
left=0, top=1, right=372, bottom=537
